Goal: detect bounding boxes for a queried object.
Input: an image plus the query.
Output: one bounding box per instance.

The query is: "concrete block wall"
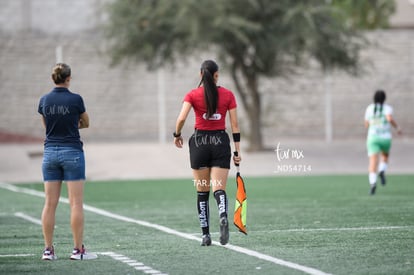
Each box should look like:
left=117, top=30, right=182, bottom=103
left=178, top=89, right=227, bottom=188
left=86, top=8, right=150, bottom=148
left=261, top=30, right=414, bottom=144
left=0, top=0, right=413, bottom=145
left=0, top=0, right=100, bottom=34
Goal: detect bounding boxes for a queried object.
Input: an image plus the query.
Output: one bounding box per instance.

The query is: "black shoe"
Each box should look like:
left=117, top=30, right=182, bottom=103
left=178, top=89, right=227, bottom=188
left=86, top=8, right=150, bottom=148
left=370, top=185, right=376, bottom=195
left=201, top=234, right=211, bottom=246
left=219, top=217, right=229, bottom=245
left=379, top=171, right=386, bottom=186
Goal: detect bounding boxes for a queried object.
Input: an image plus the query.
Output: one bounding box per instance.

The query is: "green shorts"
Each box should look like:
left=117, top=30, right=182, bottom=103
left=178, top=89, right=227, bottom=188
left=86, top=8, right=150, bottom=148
left=366, top=138, right=391, bottom=156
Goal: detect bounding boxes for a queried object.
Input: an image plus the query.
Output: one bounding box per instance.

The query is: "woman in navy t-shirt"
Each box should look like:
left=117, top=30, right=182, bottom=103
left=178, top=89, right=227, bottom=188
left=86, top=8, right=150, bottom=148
left=38, top=63, right=95, bottom=260
left=174, top=60, right=242, bottom=246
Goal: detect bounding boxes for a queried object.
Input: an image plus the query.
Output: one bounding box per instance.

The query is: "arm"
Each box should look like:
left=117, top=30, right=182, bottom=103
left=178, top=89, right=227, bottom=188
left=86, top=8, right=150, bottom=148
left=41, top=116, right=46, bottom=129
left=229, top=108, right=241, bottom=165
left=364, top=120, right=369, bottom=129
left=174, top=102, right=192, bottom=148
left=386, top=114, right=402, bottom=135
left=79, top=112, right=90, bottom=129
left=364, top=106, right=370, bottom=129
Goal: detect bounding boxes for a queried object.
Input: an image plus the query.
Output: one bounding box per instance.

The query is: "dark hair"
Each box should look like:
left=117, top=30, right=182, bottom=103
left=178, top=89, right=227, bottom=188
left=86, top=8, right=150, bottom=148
left=373, top=90, right=386, bottom=116
left=52, top=63, right=71, bottom=84
left=198, top=60, right=219, bottom=118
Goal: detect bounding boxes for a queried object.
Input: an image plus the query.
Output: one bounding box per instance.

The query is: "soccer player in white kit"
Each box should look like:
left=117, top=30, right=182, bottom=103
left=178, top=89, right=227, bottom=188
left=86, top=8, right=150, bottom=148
left=364, top=90, right=402, bottom=195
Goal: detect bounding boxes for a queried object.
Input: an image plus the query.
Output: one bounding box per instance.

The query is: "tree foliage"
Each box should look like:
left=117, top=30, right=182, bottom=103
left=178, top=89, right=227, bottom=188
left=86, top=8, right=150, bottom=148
left=102, top=0, right=395, bottom=150
left=331, top=0, right=396, bottom=29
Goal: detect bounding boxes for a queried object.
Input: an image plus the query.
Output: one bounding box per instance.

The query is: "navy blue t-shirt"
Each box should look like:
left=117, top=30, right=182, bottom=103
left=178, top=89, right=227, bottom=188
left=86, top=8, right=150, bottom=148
left=38, top=87, right=86, bottom=150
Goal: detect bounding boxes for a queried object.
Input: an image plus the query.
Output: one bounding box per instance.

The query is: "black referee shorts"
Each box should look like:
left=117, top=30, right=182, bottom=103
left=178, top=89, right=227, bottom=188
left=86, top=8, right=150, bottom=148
left=188, top=130, right=231, bottom=169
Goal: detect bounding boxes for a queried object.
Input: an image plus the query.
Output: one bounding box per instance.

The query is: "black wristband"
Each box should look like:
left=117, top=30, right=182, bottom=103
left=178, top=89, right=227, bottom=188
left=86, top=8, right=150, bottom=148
left=232, top=133, right=240, bottom=142
left=173, top=132, right=181, bottom=138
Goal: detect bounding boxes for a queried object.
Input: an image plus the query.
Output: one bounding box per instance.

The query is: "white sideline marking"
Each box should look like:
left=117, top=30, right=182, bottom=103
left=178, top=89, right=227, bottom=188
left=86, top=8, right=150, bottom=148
left=0, top=254, right=34, bottom=257
left=0, top=182, right=331, bottom=275
left=264, top=226, right=414, bottom=233
left=98, top=251, right=167, bottom=275
left=14, top=212, right=42, bottom=225
left=190, top=225, right=414, bottom=236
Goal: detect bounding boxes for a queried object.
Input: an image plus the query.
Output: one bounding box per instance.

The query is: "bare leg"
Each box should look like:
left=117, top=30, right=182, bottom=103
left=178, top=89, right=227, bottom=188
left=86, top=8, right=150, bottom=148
left=368, top=154, right=379, bottom=174
left=66, top=180, right=84, bottom=249
left=210, top=167, right=229, bottom=193
left=379, top=152, right=389, bottom=169
left=368, top=154, right=379, bottom=194
left=193, top=168, right=211, bottom=192
left=42, top=181, right=62, bottom=248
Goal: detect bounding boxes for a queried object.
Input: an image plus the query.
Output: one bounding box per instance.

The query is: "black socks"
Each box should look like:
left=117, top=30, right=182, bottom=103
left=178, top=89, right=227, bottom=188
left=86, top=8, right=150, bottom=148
left=197, top=191, right=210, bottom=235
left=214, top=190, right=228, bottom=219
left=197, top=190, right=228, bottom=235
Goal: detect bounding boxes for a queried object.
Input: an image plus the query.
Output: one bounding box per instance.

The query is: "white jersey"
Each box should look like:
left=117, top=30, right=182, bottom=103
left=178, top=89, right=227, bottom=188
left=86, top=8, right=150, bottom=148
left=364, top=103, right=393, bottom=139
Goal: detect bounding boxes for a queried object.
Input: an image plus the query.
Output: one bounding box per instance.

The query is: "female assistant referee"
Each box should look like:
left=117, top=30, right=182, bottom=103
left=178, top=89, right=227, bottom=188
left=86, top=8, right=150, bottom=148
left=174, top=60, right=242, bottom=246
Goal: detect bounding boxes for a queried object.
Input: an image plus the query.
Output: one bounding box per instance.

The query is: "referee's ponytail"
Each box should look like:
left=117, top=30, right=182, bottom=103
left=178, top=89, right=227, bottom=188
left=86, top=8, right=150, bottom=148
left=199, top=60, right=219, bottom=119
left=373, top=90, right=386, bottom=116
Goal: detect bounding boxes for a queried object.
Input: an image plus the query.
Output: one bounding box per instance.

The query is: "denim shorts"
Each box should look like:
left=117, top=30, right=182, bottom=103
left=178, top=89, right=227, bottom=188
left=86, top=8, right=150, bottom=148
left=42, top=146, right=85, bottom=181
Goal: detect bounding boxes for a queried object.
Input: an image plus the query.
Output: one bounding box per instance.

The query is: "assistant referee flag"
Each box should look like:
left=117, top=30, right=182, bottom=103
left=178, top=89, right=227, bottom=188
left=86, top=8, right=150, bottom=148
left=233, top=152, right=247, bottom=235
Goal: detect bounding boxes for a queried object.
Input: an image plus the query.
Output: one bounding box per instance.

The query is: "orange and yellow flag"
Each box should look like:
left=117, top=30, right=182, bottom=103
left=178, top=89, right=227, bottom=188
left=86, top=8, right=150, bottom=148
left=234, top=160, right=247, bottom=235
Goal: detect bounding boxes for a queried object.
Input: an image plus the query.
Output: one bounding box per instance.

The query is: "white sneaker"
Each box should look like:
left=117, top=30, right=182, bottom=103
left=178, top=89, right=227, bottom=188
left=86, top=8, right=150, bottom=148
left=70, top=245, right=98, bottom=260
left=42, top=247, right=57, bottom=260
